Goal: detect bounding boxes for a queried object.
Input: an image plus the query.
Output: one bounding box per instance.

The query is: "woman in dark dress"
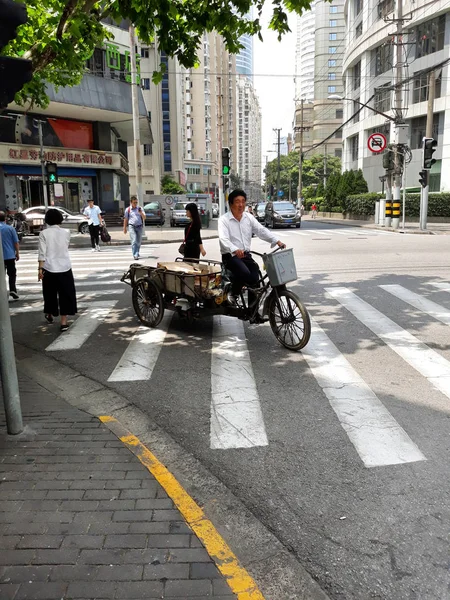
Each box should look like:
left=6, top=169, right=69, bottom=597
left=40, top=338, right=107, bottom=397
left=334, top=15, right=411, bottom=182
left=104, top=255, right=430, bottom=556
left=184, top=202, right=206, bottom=261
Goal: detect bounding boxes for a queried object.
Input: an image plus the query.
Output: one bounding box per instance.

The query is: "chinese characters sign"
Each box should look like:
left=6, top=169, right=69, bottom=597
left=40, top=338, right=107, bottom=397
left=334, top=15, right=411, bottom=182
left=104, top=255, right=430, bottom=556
left=1, top=143, right=129, bottom=174
left=105, top=43, right=141, bottom=85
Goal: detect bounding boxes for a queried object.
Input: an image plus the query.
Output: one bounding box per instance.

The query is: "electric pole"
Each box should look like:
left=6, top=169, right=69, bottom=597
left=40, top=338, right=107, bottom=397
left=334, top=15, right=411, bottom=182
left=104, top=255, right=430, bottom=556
left=294, top=99, right=309, bottom=209
left=323, top=144, right=328, bottom=188
left=391, top=0, right=405, bottom=230
left=129, top=25, right=142, bottom=206
left=273, top=128, right=282, bottom=199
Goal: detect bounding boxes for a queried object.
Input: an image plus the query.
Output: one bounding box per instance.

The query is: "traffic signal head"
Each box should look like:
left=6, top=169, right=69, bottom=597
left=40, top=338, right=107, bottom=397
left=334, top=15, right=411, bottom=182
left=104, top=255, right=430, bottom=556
left=382, top=146, right=394, bottom=171
left=46, top=162, right=58, bottom=184
left=418, top=170, right=428, bottom=189
left=422, top=137, right=437, bottom=170
left=222, top=147, right=230, bottom=176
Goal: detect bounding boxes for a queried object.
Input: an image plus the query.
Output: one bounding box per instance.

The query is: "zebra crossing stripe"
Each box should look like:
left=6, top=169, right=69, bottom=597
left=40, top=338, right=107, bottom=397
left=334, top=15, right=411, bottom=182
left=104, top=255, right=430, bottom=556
left=301, top=319, right=425, bottom=467
left=45, top=300, right=118, bottom=351
left=210, top=315, right=268, bottom=449
left=107, top=313, right=173, bottom=382
left=380, top=285, right=450, bottom=326
left=327, top=288, right=450, bottom=401
left=17, top=280, right=124, bottom=292
left=11, top=289, right=125, bottom=303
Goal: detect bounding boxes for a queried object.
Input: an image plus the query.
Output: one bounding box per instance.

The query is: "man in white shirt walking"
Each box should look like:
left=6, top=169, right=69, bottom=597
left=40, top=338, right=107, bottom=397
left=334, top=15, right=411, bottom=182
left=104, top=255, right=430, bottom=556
left=83, top=199, right=104, bottom=252
left=218, top=189, right=285, bottom=301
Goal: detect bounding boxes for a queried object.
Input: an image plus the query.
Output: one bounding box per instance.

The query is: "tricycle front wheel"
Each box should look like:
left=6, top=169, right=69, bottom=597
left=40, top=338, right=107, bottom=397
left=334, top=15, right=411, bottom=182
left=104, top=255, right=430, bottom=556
left=132, top=277, right=164, bottom=327
left=268, top=289, right=311, bottom=351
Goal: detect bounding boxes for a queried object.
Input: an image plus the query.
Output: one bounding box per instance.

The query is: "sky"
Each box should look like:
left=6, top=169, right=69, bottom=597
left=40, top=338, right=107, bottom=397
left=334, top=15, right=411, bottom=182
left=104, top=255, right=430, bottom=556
left=253, top=8, right=298, bottom=171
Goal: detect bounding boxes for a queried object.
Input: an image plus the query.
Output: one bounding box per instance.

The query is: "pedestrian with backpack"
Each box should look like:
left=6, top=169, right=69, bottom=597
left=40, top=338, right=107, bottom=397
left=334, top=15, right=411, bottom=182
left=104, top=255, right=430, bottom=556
left=123, top=196, right=146, bottom=259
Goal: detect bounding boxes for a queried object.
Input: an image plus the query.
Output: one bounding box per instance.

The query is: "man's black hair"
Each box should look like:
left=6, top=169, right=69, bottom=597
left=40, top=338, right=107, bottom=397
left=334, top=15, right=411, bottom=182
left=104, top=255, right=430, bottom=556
left=228, top=189, right=247, bottom=205
left=45, top=208, right=64, bottom=226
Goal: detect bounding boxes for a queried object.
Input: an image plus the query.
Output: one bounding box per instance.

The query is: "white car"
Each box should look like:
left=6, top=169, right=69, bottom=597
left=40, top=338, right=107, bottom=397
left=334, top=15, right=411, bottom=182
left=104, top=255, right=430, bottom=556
left=22, top=206, right=90, bottom=235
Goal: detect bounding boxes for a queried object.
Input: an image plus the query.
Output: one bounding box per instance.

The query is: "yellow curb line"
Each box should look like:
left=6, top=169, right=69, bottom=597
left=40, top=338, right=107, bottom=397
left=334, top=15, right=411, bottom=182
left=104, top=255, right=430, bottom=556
left=99, top=415, right=265, bottom=600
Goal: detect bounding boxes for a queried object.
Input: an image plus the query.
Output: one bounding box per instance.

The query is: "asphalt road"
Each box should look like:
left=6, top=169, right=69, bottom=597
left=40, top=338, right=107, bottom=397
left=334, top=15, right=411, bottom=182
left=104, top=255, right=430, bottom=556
left=7, top=219, right=450, bottom=600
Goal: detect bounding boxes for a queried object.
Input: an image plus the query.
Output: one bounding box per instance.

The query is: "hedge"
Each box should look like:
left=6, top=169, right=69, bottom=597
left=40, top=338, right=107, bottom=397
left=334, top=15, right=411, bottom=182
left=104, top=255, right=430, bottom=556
left=344, top=192, right=450, bottom=217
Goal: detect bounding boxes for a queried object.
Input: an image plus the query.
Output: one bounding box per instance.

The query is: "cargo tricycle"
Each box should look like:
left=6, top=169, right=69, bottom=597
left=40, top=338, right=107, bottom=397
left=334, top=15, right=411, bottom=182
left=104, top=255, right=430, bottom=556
left=121, top=247, right=311, bottom=351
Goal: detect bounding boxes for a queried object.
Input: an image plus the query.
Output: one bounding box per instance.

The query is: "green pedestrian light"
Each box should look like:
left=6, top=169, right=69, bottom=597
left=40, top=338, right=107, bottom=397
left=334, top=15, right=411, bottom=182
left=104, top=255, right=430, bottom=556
left=221, top=147, right=230, bottom=177
left=46, top=162, right=58, bottom=184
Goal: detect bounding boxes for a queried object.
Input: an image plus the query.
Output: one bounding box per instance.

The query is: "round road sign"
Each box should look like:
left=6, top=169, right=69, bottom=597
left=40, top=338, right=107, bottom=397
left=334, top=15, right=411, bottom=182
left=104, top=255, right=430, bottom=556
left=165, top=196, right=174, bottom=206
left=367, top=132, right=387, bottom=153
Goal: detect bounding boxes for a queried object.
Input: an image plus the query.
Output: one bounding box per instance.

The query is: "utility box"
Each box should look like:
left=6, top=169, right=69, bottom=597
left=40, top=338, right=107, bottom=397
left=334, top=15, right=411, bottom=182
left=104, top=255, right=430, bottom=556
left=264, top=248, right=297, bottom=287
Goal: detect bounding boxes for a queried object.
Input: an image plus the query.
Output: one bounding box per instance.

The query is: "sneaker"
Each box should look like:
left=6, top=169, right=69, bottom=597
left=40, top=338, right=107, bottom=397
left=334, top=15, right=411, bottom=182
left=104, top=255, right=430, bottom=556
left=96, top=245, right=100, bottom=252
left=91, top=248, right=96, bottom=252
left=10, top=291, right=19, bottom=300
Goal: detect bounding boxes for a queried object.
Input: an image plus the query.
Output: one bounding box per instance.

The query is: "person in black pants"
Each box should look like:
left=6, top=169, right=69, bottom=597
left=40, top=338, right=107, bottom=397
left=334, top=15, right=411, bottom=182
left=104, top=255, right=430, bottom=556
left=184, top=203, right=206, bottom=261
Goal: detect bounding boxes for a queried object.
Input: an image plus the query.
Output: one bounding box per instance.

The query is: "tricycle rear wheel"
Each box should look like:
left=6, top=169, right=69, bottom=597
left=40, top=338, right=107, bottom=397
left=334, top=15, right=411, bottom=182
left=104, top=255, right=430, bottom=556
left=268, top=289, right=311, bottom=351
left=132, top=277, right=164, bottom=327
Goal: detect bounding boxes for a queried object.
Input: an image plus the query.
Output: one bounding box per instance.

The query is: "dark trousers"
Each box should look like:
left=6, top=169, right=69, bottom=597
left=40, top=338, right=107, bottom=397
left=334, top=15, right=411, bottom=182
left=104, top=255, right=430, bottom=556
left=185, top=242, right=200, bottom=261
left=89, top=224, right=100, bottom=248
left=222, top=253, right=260, bottom=295
left=42, top=269, right=77, bottom=317
left=4, top=259, right=17, bottom=293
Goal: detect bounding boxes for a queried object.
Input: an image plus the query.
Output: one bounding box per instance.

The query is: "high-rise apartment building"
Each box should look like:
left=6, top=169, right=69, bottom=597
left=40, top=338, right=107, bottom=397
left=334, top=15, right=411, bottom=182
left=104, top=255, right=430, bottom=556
left=341, top=0, right=449, bottom=192
left=183, top=32, right=238, bottom=198
left=236, top=33, right=253, bottom=81
left=237, top=75, right=261, bottom=201
left=294, top=0, right=345, bottom=158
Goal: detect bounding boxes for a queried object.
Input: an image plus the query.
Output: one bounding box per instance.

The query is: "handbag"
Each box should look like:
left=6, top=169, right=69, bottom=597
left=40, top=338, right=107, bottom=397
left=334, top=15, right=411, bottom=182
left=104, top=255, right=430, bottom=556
left=100, top=225, right=111, bottom=243
left=178, top=224, right=192, bottom=256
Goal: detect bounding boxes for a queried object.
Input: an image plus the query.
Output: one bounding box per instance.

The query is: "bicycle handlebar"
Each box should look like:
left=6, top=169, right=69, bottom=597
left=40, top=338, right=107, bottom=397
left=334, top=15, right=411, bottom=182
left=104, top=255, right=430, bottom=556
left=251, top=246, right=285, bottom=259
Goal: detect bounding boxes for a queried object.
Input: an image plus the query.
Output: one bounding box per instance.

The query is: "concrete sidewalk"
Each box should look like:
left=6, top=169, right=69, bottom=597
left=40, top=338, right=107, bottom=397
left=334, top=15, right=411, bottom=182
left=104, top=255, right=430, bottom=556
left=21, top=222, right=220, bottom=250
left=0, top=374, right=240, bottom=600
left=310, top=215, right=450, bottom=234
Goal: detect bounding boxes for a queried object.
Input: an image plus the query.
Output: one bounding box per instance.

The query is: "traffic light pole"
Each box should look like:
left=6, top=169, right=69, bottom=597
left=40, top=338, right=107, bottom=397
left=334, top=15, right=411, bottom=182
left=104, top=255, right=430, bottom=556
left=420, top=70, right=436, bottom=231
left=0, top=235, right=23, bottom=435
left=391, top=0, right=404, bottom=231
left=37, top=120, right=49, bottom=209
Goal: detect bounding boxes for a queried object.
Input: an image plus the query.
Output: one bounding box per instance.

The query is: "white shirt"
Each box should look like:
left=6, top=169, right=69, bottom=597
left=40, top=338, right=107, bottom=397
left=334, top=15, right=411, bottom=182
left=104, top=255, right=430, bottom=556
left=38, top=226, right=72, bottom=273
left=83, top=205, right=102, bottom=225
left=218, top=211, right=279, bottom=255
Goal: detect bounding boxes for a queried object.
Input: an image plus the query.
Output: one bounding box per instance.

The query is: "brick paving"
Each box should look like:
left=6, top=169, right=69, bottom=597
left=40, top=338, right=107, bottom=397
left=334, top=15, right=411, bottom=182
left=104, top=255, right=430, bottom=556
left=0, top=375, right=237, bottom=599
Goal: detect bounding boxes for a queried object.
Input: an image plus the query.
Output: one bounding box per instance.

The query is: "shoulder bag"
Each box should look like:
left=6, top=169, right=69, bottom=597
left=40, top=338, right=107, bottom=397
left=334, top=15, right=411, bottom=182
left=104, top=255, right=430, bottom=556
left=178, top=224, right=192, bottom=256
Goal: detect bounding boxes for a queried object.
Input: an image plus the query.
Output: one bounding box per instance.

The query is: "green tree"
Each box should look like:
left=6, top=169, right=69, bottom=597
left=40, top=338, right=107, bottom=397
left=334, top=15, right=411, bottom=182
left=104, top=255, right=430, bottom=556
left=161, top=175, right=185, bottom=194
left=264, top=152, right=341, bottom=202
left=354, top=169, right=369, bottom=194
left=324, top=173, right=340, bottom=209
left=4, top=0, right=316, bottom=108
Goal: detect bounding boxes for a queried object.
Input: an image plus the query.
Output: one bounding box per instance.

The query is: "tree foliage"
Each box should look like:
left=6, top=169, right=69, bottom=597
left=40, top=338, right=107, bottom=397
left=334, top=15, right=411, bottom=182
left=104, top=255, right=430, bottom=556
left=324, top=169, right=369, bottom=211
left=161, top=175, right=185, bottom=194
left=3, top=0, right=316, bottom=107
left=264, top=152, right=341, bottom=202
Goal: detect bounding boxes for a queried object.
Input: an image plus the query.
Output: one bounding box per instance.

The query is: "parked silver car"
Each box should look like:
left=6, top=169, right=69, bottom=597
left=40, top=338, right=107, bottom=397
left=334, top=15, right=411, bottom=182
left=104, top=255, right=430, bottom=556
left=22, top=206, right=90, bottom=235
left=170, top=202, right=190, bottom=227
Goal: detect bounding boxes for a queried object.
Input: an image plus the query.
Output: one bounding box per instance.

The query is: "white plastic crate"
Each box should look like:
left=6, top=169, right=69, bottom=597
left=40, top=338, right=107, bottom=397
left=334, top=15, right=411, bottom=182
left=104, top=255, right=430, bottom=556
left=264, top=248, right=297, bottom=286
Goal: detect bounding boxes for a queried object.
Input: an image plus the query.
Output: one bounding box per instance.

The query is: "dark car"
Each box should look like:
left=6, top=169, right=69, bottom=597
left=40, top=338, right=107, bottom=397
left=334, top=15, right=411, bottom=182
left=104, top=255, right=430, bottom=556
left=255, top=203, right=266, bottom=223
left=143, top=201, right=165, bottom=226
left=264, top=201, right=301, bottom=228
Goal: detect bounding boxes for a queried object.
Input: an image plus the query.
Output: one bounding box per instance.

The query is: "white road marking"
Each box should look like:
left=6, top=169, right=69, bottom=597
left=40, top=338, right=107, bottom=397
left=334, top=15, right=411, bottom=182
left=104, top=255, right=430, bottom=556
left=430, top=282, right=450, bottom=293
left=9, top=289, right=125, bottom=312
left=301, top=319, right=425, bottom=467
left=380, top=284, right=450, bottom=326
left=312, top=230, right=333, bottom=236
left=327, top=287, right=450, bottom=402
left=17, top=280, right=124, bottom=292
left=108, top=313, right=173, bottom=382
left=45, top=300, right=117, bottom=351
left=210, top=315, right=268, bottom=449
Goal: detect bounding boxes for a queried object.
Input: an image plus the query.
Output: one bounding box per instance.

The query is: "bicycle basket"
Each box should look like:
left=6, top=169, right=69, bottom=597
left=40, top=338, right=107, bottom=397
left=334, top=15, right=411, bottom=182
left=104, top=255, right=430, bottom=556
left=264, top=248, right=297, bottom=286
